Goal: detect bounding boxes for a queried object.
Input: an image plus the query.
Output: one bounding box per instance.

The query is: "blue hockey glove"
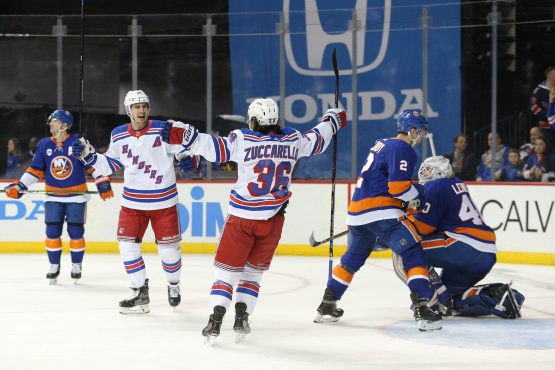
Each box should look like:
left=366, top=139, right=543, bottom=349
left=178, top=155, right=201, bottom=174
left=71, top=138, right=97, bottom=166
left=95, top=176, right=114, bottom=201
left=4, top=181, right=28, bottom=199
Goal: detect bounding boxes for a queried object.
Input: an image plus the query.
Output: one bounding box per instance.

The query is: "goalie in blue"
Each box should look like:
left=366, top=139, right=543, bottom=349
left=394, top=156, right=524, bottom=319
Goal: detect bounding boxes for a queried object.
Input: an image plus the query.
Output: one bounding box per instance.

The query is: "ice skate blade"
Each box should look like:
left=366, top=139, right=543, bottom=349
left=73, top=278, right=80, bottom=285
left=234, top=331, right=248, bottom=343
left=313, top=314, right=341, bottom=323
left=119, top=305, right=150, bottom=315
left=48, top=278, right=58, bottom=285
left=417, top=319, right=442, bottom=331
left=203, top=335, right=217, bottom=347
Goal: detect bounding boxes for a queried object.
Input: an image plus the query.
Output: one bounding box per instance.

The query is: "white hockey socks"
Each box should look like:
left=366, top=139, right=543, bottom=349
left=208, top=267, right=241, bottom=314
left=235, top=266, right=264, bottom=315
left=119, top=241, right=146, bottom=289
left=157, top=242, right=182, bottom=284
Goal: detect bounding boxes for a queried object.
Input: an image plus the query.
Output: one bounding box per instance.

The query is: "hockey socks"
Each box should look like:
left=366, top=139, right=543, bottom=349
left=120, top=241, right=147, bottom=289
left=406, top=266, right=433, bottom=300
left=328, top=264, right=353, bottom=300
left=46, top=238, right=62, bottom=265
left=209, top=280, right=234, bottom=312
left=158, top=242, right=182, bottom=284
left=70, top=239, right=85, bottom=264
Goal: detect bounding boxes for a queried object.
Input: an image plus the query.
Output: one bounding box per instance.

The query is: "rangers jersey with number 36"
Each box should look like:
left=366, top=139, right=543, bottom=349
left=89, top=120, right=184, bottom=210
left=182, top=121, right=336, bottom=220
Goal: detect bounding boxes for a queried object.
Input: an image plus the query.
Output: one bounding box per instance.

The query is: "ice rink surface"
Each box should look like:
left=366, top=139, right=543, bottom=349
left=0, top=254, right=554, bottom=370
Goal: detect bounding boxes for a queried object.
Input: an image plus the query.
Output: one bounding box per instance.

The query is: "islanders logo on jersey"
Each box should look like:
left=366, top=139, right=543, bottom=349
left=50, top=155, right=73, bottom=180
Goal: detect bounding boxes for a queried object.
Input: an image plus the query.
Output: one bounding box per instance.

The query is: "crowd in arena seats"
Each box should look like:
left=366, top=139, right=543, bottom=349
left=444, top=126, right=555, bottom=182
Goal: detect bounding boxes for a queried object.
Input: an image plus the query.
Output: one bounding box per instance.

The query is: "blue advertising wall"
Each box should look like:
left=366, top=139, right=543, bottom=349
left=229, top=0, right=460, bottom=178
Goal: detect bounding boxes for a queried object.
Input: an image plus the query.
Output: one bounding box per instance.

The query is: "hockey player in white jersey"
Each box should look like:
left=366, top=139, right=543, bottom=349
left=161, top=98, right=347, bottom=344
left=72, top=90, right=197, bottom=314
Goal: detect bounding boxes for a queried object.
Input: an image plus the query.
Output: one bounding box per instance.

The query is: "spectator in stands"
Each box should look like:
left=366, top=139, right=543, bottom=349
left=530, top=65, right=555, bottom=129
left=23, top=136, right=38, bottom=162
left=496, top=149, right=524, bottom=181
left=444, top=133, right=478, bottom=180
left=522, top=136, right=555, bottom=181
left=5, top=138, right=24, bottom=179
left=476, top=132, right=509, bottom=182
left=519, top=127, right=542, bottom=161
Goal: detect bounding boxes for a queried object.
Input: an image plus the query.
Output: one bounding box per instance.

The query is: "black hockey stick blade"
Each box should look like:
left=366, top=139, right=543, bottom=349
left=309, top=229, right=349, bottom=248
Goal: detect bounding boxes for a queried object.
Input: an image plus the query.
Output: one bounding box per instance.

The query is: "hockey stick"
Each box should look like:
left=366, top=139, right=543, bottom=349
left=1, top=189, right=98, bottom=195
left=309, top=229, right=348, bottom=248
left=428, top=132, right=437, bottom=156
left=78, top=0, right=85, bottom=135
left=327, top=48, right=339, bottom=280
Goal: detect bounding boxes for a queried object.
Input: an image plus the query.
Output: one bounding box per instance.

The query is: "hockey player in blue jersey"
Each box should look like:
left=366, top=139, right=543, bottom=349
left=3, top=109, right=113, bottom=284
left=395, top=156, right=524, bottom=319
left=314, top=109, right=442, bottom=331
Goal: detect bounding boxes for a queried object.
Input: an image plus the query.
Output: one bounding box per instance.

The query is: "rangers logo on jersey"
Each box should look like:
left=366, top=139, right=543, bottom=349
left=50, top=155, right=73, bottom=180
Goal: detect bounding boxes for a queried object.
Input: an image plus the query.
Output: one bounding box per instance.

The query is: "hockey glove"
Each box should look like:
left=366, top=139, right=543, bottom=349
left=3, top=181, right=27, bottom=199
left=71, top=138, right=97, bottom=166
left=323, top=108, right=347, bottom=134
left=95, top=176, right=114, bottom=201
left=178, top=155, right=201, bottom=174
left=161, top=120, right=199, bottom=148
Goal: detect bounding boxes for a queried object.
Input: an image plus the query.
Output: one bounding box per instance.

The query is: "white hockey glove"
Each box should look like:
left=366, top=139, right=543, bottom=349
left=161, top=119, right=199, bottom=148
left=322, top=108, right=347, bottom=134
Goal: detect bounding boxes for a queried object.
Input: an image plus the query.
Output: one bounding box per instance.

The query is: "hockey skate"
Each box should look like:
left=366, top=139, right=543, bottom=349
left=70, top=263, right=82, bottom=284
left=167, top=282, right=181, bottom=309
left=410, top=292, right=442, bottom=331
left=46, top=264, right=60, bottom=285
left=119, top=279, right=150, bottom=314
left=202, top=305, right=226, bottom=347
left=314, top=288, right=344, bottom=323
left=233, top=302, right=251, bottom=343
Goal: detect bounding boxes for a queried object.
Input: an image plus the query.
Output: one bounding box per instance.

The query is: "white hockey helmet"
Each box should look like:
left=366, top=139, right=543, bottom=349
left=124, top=90, right=150, bottom=119
left=418, top=156, right=454, bottom=184
left=247, top=98, right=279, bottom=129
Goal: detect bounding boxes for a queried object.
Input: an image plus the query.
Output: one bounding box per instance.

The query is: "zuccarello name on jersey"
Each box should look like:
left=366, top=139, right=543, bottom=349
left=243, top=145, right=299, bottom=162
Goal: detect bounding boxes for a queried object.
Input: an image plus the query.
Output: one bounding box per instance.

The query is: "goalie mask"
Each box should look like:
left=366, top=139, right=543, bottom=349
left=418, top=156, right=454, bottom=184
left=124, top=90, right=150, bottom=120
left=247, top=98, right=279, bottom=129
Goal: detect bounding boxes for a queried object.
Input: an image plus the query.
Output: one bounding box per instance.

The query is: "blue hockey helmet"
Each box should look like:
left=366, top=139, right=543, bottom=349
left=47, top=109, right=73, bottom=129
left=396, top=109, right=427, bottom=133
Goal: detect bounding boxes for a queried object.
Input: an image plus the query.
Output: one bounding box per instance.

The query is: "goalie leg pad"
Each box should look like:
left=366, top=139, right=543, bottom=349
left=454, top=283, right=525, bottom=319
